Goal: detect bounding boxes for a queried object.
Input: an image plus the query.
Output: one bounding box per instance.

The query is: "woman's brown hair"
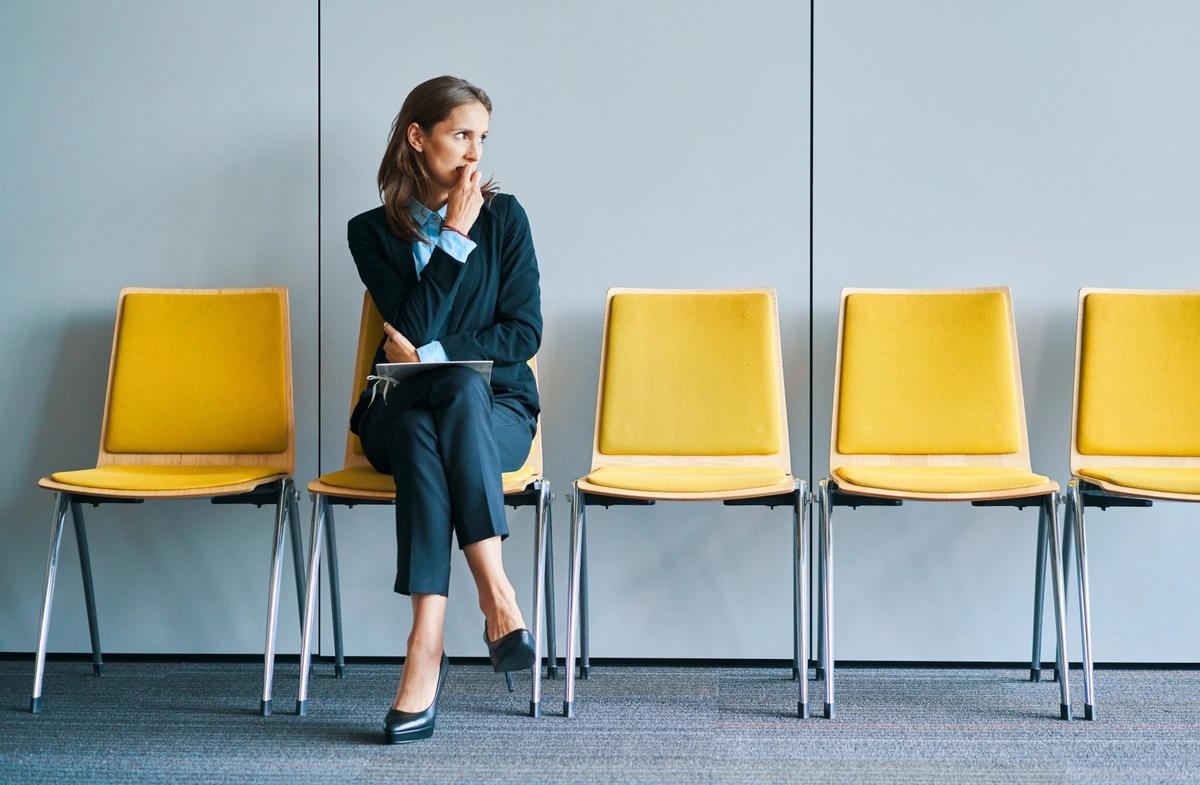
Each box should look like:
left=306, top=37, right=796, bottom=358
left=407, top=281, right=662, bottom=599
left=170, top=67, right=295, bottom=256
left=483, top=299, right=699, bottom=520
left=378, top=75, right=499, bottom=242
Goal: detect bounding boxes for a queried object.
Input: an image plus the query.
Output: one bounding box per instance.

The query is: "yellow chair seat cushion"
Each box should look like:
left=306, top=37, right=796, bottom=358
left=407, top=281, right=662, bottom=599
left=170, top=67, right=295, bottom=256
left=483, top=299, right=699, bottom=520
left=585, top=465, right=791, bottom=494
left=834, top=466, right=1049, bottom=494
left=318, top=466, right=538, bottom=495
left=51, top=465, right=286, bottom=492
left=1077, top=467, right=1200, bottom=496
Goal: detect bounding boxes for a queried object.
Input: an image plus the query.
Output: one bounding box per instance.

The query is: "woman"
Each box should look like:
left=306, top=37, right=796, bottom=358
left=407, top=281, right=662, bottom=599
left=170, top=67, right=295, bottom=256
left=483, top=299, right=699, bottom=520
left=347, top=75, right=542, bottom=744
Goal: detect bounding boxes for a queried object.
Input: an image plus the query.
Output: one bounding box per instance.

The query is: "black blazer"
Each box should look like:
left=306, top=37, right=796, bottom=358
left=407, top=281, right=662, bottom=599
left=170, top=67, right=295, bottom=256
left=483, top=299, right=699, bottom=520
left=347, top=193, right=542, bottom=433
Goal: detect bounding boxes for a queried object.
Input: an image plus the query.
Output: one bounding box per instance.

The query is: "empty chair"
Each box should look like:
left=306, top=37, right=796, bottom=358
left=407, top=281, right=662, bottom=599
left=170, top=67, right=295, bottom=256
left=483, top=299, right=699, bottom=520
left=1035, top=288, right=1200, bottom=721
left=32, top=287, right=304, bottom=716
left=563, top=288, right=809, bottom=718
left=296, top=292, right=556, bottom=718
left=818, top=287, right=1071, bottom=720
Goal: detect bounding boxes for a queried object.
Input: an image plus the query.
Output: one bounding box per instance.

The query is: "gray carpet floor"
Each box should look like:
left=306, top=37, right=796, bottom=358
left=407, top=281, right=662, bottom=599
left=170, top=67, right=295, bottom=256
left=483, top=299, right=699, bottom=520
left=2, top=660, right=1199, bottom=784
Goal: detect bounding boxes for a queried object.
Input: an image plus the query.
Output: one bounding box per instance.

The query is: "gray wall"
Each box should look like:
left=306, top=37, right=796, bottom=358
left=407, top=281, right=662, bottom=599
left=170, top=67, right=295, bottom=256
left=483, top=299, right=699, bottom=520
left=1, top=0, right=1196, bottom=665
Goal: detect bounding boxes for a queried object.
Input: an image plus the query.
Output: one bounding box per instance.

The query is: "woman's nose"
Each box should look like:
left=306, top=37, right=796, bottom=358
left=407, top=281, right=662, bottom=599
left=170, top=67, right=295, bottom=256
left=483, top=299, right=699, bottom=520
left=467, top=140, right=482, bottom=160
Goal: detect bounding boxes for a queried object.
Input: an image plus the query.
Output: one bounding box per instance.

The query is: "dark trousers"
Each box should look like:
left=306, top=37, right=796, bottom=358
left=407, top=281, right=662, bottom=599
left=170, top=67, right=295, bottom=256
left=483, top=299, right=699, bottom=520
left=357, top=366, right=535, bottom=596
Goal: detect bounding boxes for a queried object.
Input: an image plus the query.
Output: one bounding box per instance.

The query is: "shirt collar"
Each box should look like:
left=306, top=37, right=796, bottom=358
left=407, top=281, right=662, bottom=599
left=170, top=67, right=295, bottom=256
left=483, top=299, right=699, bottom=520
left=407, top=199, right=447, bottom=230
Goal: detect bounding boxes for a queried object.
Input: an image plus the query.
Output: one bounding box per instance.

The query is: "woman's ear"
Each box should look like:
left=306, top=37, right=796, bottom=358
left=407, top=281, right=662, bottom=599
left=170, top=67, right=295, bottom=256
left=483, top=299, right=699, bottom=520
left=406, top=122, right=424, bottom=153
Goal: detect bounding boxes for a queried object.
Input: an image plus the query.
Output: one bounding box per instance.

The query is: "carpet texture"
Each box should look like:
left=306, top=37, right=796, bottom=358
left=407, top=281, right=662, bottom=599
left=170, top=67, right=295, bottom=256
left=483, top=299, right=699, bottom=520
left=2, top=661, right=1198, bottom=784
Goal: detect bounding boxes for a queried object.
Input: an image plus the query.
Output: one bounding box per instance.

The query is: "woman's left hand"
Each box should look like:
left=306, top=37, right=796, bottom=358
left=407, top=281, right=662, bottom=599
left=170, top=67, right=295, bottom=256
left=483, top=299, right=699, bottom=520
left=382, top=322, right=419, bottom=363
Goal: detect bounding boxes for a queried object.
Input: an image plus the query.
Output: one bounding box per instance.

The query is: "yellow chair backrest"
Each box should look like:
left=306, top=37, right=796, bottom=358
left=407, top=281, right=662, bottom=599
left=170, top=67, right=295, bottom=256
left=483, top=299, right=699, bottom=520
left=830, top=287, right=1032, bottom=470
left=342, top=292, right=542, bottom=479
left=99, top=288, right=294, bottom=469
left=1072, top=289, right=1200, bottom=461
left=590, top=288, right=790, bottom=471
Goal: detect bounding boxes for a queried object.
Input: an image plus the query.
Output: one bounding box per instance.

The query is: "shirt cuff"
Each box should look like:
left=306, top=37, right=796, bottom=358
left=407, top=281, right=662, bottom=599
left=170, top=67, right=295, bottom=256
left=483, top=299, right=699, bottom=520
left=436, top=229, right=476, bottom=263
left=416, top=340, right=448, bottom=363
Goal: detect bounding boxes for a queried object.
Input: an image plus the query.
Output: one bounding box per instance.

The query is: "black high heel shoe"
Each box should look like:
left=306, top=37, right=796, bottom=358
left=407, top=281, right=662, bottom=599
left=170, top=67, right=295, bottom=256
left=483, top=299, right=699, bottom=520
left=383, top=652, right=448, bottom=744
left=484, top=624, right=536, bottom=673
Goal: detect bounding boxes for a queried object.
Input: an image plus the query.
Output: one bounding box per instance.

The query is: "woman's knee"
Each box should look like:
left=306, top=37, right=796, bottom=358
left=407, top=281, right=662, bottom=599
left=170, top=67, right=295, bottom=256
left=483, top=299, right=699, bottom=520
left=430, top=366, right=491, bottom=404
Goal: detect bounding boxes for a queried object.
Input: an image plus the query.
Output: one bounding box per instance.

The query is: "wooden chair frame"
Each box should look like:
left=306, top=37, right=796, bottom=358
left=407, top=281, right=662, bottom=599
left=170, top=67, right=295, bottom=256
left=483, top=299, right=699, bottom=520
left=563, top=288, right=810, bottom=718
left=819, top=286, right=1072, bottom=721
left=295, top=293, right=556, bottom=718
left=30, top=287, right=305, bottom=717
left=1033, top=287, right=1200, bottom=722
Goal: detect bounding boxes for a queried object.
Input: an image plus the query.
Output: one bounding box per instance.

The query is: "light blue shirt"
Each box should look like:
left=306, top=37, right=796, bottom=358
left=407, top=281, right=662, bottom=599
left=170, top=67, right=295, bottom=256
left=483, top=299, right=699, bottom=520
left=406, top=199, right=477, bottom=362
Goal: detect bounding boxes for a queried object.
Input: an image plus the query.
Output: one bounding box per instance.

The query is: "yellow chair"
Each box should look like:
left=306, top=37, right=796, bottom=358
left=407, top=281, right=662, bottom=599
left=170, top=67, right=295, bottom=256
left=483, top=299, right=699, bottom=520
left=563, top=288, right=809, bottom=717
left=1037, top=288, right=1200, bottom=721
left=819, top=287, right=1072, bottom=720
left=31, top=288, right=303, bottom=716
left=296, top=293, right=555, bottom=717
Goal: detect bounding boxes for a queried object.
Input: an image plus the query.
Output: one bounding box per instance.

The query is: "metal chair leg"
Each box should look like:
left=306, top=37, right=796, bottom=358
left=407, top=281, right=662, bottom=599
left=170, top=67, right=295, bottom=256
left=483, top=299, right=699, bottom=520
left=260, top=481, right=290, bottom=717
left=1045, top=494, right=1072, bottom=720
left=815, top=490, right=825, bottom=682
left=544, top=496, right=558, bottom=679
left=1030, top=501, right=1048, bottom=681
left=297, top=494, right=327, bottom=716
left=30, top=493, right=70, bottom=713
left=795, top=482, right=810, bottom=718
left=287, top=486, right=306, bottom=630
left=1069, top=481, right=1097, bottom=720
left=70, top=499, right=103, bottom=677
left=792, top=490, right=802, bottom=682
left=563, top=484, right=585, bottom=717
left=579, top=502, right=590, bottom=680
left=529, top=481, right=549, bottom=717
left=1056, top=498, right=1075, bottom=683
left=819, top=479, right=835, bottom=719
left=325, top=505, right=345, bottom=679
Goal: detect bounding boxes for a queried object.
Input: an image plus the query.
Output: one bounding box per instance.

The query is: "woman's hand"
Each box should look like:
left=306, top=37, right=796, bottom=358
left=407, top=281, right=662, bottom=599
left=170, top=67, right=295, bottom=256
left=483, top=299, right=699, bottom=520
left=382, top=322, right=419, bottom=363
left=443, top=162, right=483, bottom=234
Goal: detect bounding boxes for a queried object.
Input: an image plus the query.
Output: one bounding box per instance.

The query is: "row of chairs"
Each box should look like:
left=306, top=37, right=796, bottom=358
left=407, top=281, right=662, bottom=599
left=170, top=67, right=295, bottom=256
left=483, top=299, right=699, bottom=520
left=29, top=286, right=1199, bottom=724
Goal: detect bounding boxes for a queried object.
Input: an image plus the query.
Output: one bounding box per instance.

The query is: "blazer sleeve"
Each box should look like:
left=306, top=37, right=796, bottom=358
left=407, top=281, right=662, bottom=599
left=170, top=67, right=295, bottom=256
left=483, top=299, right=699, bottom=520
left=347, top=212, right=468, bottom=347
left=438, top=195, right=542, bottom=363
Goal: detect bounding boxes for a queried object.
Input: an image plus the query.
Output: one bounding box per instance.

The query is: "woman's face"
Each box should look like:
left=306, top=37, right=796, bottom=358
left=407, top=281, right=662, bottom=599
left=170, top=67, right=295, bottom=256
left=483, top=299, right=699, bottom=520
left=408, top=101, right=490, bottom=194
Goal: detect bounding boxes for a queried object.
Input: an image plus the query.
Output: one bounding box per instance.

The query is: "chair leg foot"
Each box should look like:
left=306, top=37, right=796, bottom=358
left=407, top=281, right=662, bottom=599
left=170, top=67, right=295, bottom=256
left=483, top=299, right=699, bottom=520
left=798, top=702, right=809, bottom=719
left=261, top=699, right=272, bottom=717
left=529, top=700, right=540, bottom=718
left=563, top=700, right=574, bottom=718
left=815, top=667, right=825, bottom=681
left=30, top=697, right=42, bottom=714
left=824, top=702, right=835, bottom=719
left=1030, top=668, right=1041, bottom=682
left=335, top=664, right=345, bottom=679
left=1052, top=668, right=1060, bottom=683
left=791, top=667, right=801, bottom=681
left=1085, top=703, right=1095, bottom=721
left=296, top=700, right=307, bottom=717
left=580, top=666, right=590, bottom=680
left=1060, top=703, right=1071, bottom=721
left=547, top=664, right=559, bottom=680
left=94, top=664, right=103, bottom=677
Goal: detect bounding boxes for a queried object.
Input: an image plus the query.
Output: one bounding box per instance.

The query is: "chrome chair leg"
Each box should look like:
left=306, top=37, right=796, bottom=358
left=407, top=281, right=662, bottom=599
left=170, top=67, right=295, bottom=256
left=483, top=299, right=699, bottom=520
left=70, top=499, right=103, bottom=677
left=815, top=490, right=825, bottom=682
left=563, top=484, right=585, bottom=717
left=795, top=481, right=810, bottom=718
left=529, top=481, right=549, bottom=717
left=1029, top=502, right=1048, bottom=681
left=30, top=492, right=70, bottom=713
left=819, top=479, right=835, bottom=719
left=1045, top=493, right=1072, bottom=720
left=1069, top=481, right=1096, bottom=720
left=287, top=486, right=306, bottom=630
left=544, top=497, right=558, bottom=679
left=792, top=489, right=802, bottom=682
left=296, top=494, right=326, bottom=716
left=260, top=481, right=290, bottom=717
left=1056, top=497, right=1075, bottom=683
left=579, top=502, right=590, bottom=680
left=325, top=504, right=344, bottom=679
